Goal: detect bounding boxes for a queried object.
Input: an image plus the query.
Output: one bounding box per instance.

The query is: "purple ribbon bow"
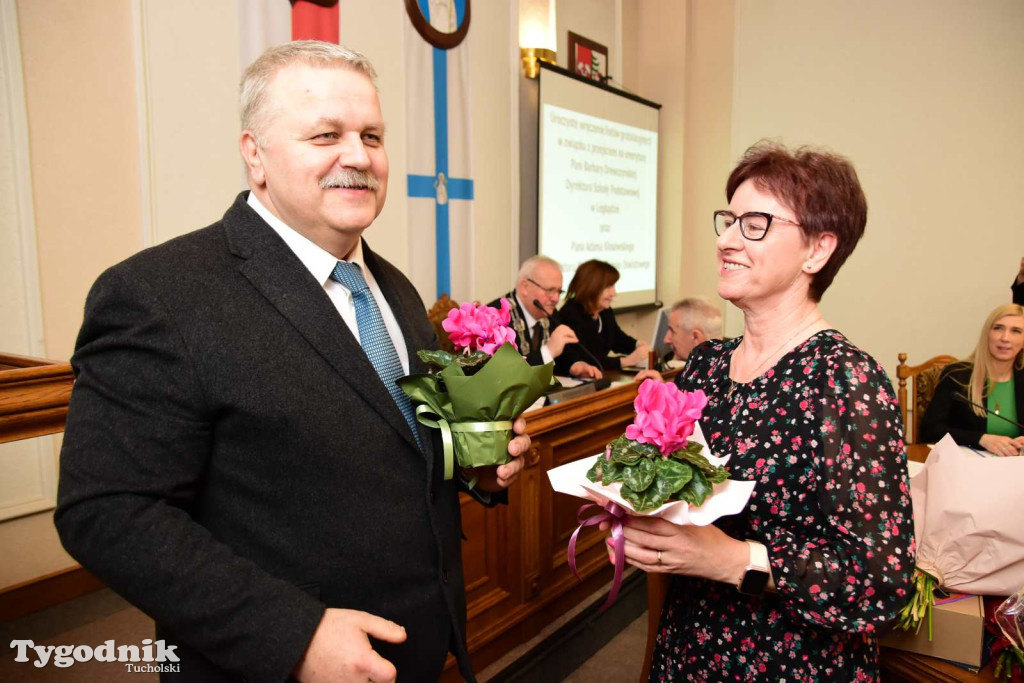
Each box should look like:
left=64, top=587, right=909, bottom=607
left=567, top=499, right=627, bottom=612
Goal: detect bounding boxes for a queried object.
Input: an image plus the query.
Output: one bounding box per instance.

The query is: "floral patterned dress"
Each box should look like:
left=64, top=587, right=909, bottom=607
left=651, top=330, right=915, bottom=682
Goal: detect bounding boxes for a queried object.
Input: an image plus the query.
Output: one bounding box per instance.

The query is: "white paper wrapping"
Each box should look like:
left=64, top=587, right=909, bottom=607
left=546, top=423, right=756, bottom=526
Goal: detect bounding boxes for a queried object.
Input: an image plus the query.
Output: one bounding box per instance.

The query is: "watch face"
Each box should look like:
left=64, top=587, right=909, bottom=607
left=738, top=569, right=769, bottom=595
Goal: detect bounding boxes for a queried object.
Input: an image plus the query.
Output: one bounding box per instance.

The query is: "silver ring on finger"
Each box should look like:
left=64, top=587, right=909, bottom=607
left=657, top=550, right=663, bottom=565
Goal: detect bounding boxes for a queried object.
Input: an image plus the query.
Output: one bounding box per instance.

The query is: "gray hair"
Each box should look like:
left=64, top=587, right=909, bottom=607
left=240, top=41, right=378, bottom=144
left=518, top=255, right=562, bottom=281
left=671, top=296, right=723, bottom=339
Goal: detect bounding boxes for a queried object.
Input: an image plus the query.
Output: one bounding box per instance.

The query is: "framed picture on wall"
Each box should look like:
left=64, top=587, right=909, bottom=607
left=568, top=31, right=608, bottom=83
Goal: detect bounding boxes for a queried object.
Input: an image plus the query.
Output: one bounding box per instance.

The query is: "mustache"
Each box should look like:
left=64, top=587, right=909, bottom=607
left=319, top=169, right=380, bottom=191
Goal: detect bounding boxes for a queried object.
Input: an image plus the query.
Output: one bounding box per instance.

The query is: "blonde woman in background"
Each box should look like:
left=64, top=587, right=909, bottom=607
left=920, top=303, right=1024, bottom=456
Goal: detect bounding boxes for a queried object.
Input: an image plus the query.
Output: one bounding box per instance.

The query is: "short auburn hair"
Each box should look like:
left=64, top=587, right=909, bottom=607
left=566, top=260, right=620, bottom=314
left=726, top=141, right=867, bottom=301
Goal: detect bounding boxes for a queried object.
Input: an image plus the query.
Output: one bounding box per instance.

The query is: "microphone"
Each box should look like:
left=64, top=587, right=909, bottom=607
left=952, top=392, right=1024, bottom=432
left=538, top=301, right=562, bottom=327
left=532, top=299, right=606, bottom=373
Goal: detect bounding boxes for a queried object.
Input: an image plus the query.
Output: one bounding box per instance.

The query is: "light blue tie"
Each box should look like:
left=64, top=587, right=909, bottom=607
left=331, top=261, right=422, bottom=450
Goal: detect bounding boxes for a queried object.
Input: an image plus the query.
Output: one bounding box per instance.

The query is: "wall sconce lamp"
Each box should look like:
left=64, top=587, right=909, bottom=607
left=519, top=0, right=556, bottom=78
left=520, top=47, right=556, bottom=79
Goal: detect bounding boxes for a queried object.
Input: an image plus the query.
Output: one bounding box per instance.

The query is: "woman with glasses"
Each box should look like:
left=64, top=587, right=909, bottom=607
left=610, top=142, right=914, bottom=681
left=920, top=303, right=1024, bottom=456
left=558, top=259, right=651, bottom=370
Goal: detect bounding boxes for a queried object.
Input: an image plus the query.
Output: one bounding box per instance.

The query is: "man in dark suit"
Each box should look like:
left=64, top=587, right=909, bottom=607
left=54, top=41, right=529, bottom=683
left=488, top=255, right=601, bottom=378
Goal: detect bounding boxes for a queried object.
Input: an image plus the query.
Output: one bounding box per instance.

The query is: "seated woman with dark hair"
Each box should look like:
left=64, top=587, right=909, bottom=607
left=920, top=303, right=1024, bottom=456
left=557, top=260, right=650, bottom=370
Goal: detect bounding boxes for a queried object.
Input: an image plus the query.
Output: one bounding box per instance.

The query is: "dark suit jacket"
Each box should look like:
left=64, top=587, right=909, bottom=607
left=557, top=299, right=639, bottom=370
left=1013, top=278, right=1023, bottom=305
left=486, top=292, right=585, bottom=374
left=55, top=193, right=483, bottom=682
left=487, top=292, right=548, bottom=366
left=919, top=360, right=1024, bottom=447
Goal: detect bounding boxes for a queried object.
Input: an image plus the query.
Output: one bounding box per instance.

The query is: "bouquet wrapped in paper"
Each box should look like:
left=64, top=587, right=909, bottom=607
left=398, top=299, right=555, bottom=483
left=547, top=379, right=756, bottom=608
left=896, top=433, right=1024, bottom=637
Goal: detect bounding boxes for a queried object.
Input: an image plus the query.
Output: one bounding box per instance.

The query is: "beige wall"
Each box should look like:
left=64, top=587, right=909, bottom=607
left=139, top=1, right=243, bottom=246
left=680, top=0, right=734, bottom=304
left=729, top=0, right=1024, bottom=375
left=18, top=0, right=144, bottom=364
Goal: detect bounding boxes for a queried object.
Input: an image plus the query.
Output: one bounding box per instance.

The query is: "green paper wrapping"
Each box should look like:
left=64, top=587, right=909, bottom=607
left=398, top=343, right=555, bottom=476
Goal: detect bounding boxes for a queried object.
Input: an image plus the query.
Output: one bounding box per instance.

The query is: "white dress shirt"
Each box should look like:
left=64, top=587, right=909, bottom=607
left=247, top=192, right=411, bottom=374
left=514, top=292, right=554, bottom=365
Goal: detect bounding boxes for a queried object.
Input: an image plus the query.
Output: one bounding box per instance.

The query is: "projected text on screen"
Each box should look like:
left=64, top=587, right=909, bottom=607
left=540, top=103, right=658, bottom=305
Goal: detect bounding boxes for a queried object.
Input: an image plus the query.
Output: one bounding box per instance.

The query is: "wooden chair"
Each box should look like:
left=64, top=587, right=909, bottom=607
left=896, top=352, right=958, bottom=444
left=427, top=294, right=459, bottom=353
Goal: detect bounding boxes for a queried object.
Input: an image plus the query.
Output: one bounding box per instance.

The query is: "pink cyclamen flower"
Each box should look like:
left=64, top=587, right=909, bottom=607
left=442, top=298, right=518, bottom=356
left=624, top=379, right=707, bottom=456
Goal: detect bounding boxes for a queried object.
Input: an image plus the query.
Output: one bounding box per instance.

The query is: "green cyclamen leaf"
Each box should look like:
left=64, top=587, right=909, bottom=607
left=621, top=481, right=670, bottom=513
left=609, top=437, right=642, bottom=466
left=453, top=351, right=491, bottom=368
left=678, top=469, right=713, bottom=507
left=622, top=457, right=656, bottom=492
left=655, top=459, right=694, bottom=493
left=418, top=349, right=455, bottom=368
left=672, top=445, right=728, bottom=486
left=603, top=459, right=626, bottom=484
left=587, top=456, right=625, bottom=485
left=635, top=441, right=663, bottom=459
left=684, top=440, right=704, bottom=456
left=649, top=473, right=676, bottom=504
left=705, top=465, right=729, bottom=484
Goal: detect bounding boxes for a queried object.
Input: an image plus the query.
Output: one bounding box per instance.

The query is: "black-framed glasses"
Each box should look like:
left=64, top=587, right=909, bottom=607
left=713, top=210, right=801, bottom=241
left=527, top=277, right=564, bottom=297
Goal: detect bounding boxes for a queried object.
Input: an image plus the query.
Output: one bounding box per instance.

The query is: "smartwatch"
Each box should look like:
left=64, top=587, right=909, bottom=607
left=737, top=540, right=771, bottom=595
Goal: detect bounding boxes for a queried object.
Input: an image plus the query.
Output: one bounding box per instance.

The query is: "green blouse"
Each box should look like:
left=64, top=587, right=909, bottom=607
left=987, top=377, right=1020, bottom=437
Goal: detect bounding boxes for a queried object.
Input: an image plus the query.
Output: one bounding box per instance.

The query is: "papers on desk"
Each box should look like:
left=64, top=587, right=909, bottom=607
left=553, top=375, right=584, bottom=388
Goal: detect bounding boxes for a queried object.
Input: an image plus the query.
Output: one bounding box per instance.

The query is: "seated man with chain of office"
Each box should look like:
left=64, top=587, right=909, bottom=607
left=488, top=255, right=602, bottom=379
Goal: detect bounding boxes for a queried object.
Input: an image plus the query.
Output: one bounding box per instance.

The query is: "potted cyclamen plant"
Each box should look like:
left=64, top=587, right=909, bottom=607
left=588, top=380, right=727, bottom=512
left=548, top=378, right=749, bottom=611
left=398, top=299, right=556, bottom=484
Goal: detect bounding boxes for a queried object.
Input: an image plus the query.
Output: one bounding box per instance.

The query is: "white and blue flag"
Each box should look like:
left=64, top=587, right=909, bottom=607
left=404, top=0, right=475, bottom=302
